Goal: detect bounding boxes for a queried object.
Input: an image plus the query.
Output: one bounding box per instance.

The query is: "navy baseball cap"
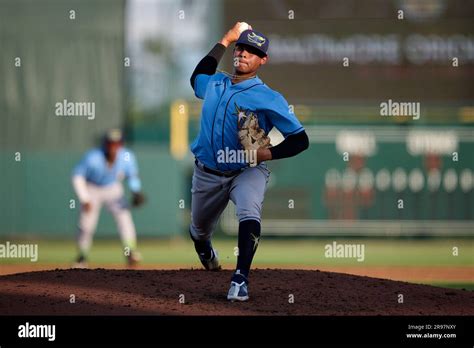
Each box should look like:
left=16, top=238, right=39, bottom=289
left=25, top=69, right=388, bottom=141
left=236, top=29, right=269, bottom=57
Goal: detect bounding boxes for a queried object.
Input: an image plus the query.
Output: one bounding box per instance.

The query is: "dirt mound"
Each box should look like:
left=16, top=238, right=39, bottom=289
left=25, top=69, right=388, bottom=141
left=0, top=268, right=472, bottom=315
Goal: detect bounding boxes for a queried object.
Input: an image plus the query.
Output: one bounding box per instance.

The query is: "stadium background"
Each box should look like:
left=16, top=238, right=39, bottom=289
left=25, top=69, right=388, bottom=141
left=0, top=0, right=472, bottom=290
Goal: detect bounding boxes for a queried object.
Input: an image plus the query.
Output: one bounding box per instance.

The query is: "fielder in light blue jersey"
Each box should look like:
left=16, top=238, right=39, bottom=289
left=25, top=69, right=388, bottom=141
left=71, top=129, right=146, bottom=267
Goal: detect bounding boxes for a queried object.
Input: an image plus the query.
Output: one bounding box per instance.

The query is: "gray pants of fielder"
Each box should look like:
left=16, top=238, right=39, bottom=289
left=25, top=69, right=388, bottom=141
left=189, top=161, right=270, bottom=241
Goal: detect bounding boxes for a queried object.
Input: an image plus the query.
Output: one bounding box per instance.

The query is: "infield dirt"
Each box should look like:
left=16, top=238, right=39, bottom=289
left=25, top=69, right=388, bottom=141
left=0, top=269, right=472, bottom=315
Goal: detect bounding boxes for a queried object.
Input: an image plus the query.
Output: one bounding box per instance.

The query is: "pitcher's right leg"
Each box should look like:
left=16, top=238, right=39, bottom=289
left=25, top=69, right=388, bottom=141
left=189, top=163, right=230, bottom=270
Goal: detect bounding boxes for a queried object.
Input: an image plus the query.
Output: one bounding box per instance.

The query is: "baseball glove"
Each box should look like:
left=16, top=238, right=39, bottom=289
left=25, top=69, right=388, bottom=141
left=131, top=192, right=146, bottom=207
left=237, top=110, right=271, bottom=167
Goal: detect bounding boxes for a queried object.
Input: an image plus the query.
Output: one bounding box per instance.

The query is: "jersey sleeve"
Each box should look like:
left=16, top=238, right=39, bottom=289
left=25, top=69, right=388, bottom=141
left=193, top=74, right=213, bottom=99
left=72, top=152, right=91, bottom=177
left=124, top=150, right=142, bottom=193
left=265, top=93, right=304, bottom=138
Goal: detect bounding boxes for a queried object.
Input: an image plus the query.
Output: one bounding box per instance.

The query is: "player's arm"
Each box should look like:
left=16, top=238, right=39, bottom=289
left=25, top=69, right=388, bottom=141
left=71, top=154, right=92, bottom=212
left=190, top=44, right=225, bottom=93
left=190, top=22, right=246, bottom=98
left=258, top=94, right=309, bottom=162
left=258, top=130, right=309, bottom=162
left=124, top=150, right=146, bottom=207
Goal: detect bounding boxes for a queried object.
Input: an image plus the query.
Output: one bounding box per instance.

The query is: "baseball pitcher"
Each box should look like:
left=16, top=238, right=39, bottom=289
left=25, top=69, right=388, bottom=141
left=189, top=22, right=309, bottom=301
left=71, top=129, right=146, bottom=268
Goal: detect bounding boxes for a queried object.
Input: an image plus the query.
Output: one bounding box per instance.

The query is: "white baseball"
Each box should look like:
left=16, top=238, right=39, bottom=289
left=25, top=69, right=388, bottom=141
left=238, top=22, right=251, bottom=34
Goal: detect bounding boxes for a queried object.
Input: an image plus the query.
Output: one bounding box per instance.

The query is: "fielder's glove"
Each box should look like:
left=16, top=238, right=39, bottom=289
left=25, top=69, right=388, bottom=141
left=131, top=192, right=146, bottom=207
left=237, top=111, right=271, bottom=167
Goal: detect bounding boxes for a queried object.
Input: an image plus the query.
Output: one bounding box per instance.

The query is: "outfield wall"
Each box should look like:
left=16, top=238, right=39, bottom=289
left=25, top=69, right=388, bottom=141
left=1, top=136, right=473, bottom=238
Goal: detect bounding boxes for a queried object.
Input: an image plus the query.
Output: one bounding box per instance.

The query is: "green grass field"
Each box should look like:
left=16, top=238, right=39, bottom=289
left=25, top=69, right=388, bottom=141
left=0, top=238, right=472, bottom=266
left=1, top=238, right=472, bottom=289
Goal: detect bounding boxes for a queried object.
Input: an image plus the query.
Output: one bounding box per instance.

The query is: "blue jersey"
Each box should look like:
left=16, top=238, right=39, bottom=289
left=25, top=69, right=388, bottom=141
left=191, top=73, right=304, bottom=171
left=72, top=148, right=142, bottom=192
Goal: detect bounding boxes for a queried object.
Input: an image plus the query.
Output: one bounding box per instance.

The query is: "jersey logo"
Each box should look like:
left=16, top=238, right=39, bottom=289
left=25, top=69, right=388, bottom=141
left=234, top=104, right=258, bottom=129
left=247, top=32, right=266, bottom=47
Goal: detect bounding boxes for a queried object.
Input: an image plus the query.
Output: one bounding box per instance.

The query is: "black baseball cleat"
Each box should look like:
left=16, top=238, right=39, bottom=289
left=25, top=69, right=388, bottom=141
left=227, top=271, right=249, bottom=301
left=199, top=248, right=221, bottom=271
left=227, top=281, right=249, bottom=302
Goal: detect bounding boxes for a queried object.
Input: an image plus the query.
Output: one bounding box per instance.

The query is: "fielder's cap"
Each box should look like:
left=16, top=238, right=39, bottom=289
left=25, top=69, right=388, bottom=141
left=236, top=29, right=269, bottom=57
left=104, top=128, right=123, bottom=143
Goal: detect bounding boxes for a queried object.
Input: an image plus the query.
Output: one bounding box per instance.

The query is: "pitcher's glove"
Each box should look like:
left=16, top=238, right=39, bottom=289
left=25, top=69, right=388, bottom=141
left=238, top=112, right=271, bottom=167
left=131, top=192, right=146, bottom=207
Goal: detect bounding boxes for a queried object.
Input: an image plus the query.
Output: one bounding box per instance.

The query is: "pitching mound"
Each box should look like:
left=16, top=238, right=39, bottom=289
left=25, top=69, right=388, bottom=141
left=0, top=268, right=472, bottom=315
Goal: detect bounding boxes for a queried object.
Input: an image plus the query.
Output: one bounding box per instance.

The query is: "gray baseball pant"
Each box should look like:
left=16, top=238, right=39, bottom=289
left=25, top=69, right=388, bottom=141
left=189, top=161, right=270, bottom=241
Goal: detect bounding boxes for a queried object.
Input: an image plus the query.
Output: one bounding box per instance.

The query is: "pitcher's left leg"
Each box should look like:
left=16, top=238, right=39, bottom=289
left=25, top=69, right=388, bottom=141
left=227, top=164, right=270, bottom=301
